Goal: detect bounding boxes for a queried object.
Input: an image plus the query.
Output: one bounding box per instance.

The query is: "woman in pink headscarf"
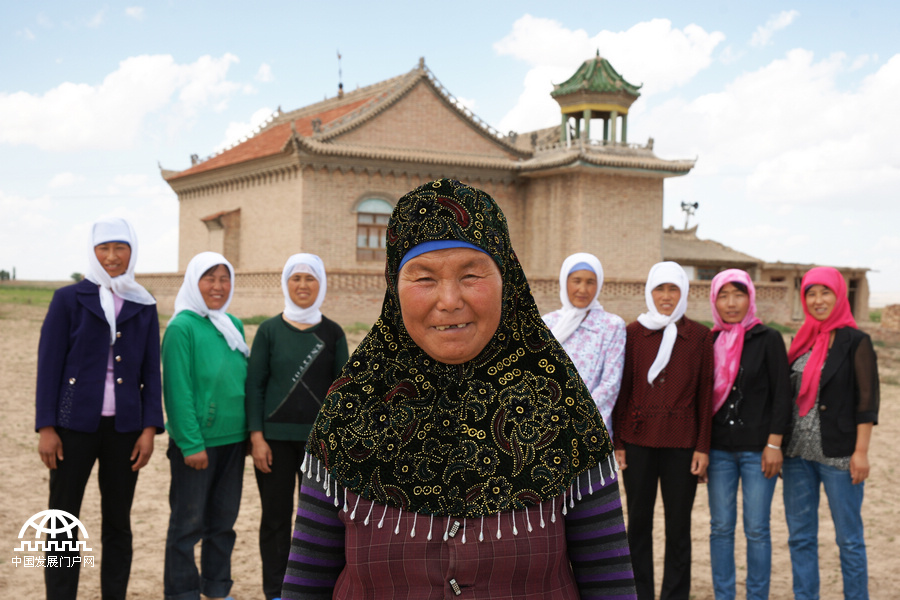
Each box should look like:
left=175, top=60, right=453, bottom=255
left=782, top=266, right=879, bottom=600
left=706, top=269, right=792, bottom=600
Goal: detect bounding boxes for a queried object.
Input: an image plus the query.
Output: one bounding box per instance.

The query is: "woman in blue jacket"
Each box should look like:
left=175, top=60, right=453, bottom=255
left=35, top=217, right=163, bottom=600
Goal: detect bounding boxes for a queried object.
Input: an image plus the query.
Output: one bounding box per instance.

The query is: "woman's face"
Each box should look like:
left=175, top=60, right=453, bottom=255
left=397, top=247, right=503, bottom=364
left=94, top=242, right=131, bottom=278
left=715, top=282, right=750, bottom=324
left=651, top=282, right=681, bottom=316
left=805, top=284, right=837, bottom=321
left=198, top=264, right=232, bottom=311
left=288, top=272, right=320, bottom=309
left=566, top=269, right=598, bottom=309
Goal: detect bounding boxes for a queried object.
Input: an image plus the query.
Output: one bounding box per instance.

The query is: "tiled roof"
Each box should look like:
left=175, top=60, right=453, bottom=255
left=552, top=52, right=642, bottom=98
left=166, top=95, right=378, bottom=180
left=163, top=60, right=692, bottom=182
left=663, top=226, right=761, bottom=264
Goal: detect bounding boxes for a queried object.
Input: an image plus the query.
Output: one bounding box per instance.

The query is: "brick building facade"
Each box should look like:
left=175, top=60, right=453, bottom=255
left=150, top=55, right=866, bottom=325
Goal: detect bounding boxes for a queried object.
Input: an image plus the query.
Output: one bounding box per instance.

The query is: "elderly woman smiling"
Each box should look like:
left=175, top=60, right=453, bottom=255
left=281, top=179, right=636, bottom=600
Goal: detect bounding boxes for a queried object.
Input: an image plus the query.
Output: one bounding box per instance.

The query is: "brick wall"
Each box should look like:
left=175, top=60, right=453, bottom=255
left=882, top=304, right=900, bottom=332
left=338, top=83, right=515, bottom=158
left=138, top=271, right=792, bottom=327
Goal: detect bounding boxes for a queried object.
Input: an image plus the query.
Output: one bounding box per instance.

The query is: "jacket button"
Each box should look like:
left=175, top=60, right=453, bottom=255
left=69, top=377, right=76, bottom=384
left=116, top=378, right=123, bottom=384
left=115, top=355, right=122, bottom=362
left=819, top=405, right=826, bottom=411
left=116, top=331, right=122, bottom=338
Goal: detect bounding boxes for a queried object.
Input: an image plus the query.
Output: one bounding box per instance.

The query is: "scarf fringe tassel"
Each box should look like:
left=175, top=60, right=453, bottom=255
left=299, top=454, right=617, bottom=542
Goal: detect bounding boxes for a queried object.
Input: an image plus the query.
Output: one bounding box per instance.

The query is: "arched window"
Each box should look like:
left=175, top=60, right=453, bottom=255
left=356, top=198, right=393, bottom=262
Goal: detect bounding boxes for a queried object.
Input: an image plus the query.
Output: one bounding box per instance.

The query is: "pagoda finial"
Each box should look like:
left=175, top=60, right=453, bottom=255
left=596, top=49, right=600, bottom=57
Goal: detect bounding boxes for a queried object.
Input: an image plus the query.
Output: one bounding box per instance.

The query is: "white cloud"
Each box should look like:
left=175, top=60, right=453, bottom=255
left=255, top=63, right=274, bottom=83
left=113, top=174, right=150, bottom=187
left=636, top=50, right=900, bottom=211
left=750, top=10, right=799, bottom=47
left=454, top=96, right=477, bottom=111
left=214, top=107, right=275, bottom=153
left=48, top=172, right=86, bottom=188
left=86, top=9, right=106, bottom=28
left=0, top=53, right=243, bottom=151
left=729, top=224, right=787, bottom=239
left=125, top=7, right=145, bottom=20
left=494, top=16, right=725, bottom=133
left=17, top=28, right=36, bottom=40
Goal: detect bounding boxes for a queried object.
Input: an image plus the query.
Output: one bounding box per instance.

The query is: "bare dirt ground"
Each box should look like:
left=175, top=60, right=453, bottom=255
left=1, top=302, right=898, bottom=599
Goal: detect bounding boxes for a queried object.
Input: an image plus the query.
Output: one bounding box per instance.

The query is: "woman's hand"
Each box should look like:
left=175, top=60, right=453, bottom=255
left=761, top=446, right=783, bottom=479
left=614, top=449, right=627, bottom=471
left=690, top=451, right=709, bottom=480
left=250, top=431, right=273, bottom=473
left=130, top=427, right=156, bottom=472
left=38, top=426, right=63, bottom=469
left=184, top=450, right=209, bottom=470
left=850, top=450, right=869, bottom=485
left=761, top=435, right=784, bottom=479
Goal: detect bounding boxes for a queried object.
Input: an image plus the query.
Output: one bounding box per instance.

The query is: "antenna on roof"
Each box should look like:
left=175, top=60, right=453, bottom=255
left=337, top=50, right=344, bottom=99
left=680, top=201, right=699, bottom=230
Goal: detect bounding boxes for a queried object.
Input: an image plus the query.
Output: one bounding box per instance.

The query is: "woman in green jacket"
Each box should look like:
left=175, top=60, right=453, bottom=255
left=246, top=253, right=348, bottom=600
left=162, top=251, right=248, bottom=600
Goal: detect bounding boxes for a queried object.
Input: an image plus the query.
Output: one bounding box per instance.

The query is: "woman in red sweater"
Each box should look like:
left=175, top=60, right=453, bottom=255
left=613, top=261, right=714, bottom=600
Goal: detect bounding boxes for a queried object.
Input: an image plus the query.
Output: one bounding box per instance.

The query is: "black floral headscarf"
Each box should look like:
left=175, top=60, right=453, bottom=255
left=307, top=179, right=613, bottom=518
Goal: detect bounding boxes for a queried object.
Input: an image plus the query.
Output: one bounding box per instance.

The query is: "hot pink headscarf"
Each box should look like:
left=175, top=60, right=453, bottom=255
left=787, top=267, right=858, bottom=416
left=710, top=269, right=762, bottom=414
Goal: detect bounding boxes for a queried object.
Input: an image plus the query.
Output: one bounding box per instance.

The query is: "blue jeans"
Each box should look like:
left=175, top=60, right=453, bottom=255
left=782, top=456, right=867, bottom=600
left=707, top=449, right=778, bottom=600
left=164, top=440, right=245, bottom=600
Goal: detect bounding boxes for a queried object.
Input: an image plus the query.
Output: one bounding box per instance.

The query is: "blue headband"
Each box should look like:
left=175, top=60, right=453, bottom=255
left=398, top=240, right=489, bottom=271
left=568, top=261, right=595, bottom=276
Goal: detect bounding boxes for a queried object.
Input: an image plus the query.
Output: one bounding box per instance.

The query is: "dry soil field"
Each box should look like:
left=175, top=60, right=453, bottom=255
left=1, top=298, right=898, bottom=599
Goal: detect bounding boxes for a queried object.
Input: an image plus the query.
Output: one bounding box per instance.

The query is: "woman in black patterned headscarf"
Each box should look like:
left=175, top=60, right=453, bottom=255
left=282, top=179, right=636, bottom=600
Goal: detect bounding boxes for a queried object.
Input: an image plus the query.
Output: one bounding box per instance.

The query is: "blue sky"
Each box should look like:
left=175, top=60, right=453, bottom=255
left=2, top=1, right=899, bottom=303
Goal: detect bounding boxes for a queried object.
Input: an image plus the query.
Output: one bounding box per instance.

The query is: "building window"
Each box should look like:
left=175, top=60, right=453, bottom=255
left=356, top=198, right=393, bottom=262
left=697, top=267, right=718, bottom=281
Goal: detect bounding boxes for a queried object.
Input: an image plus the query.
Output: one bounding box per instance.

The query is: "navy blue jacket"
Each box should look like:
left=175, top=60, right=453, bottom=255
left=35, top=279, right=164, bottom=433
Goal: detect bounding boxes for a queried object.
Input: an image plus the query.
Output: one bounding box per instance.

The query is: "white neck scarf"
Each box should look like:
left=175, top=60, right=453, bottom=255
left=281, top=253, right=327, bottom=325
left=636, top=261, right=689, bottom=384
left=171, top=251, right=249, bottom=357
left=546, top=252, right=604, bottom=344
left=84, top=217, right=156, bottom=345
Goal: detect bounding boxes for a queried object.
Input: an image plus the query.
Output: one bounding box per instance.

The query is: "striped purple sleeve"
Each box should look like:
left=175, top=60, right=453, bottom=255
left=565, top=464, right=637, bottom=600
left=281, top=470, right=346, bottom=600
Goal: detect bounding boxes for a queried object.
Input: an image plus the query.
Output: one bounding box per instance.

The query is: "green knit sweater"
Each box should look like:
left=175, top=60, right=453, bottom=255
left=162, top=310, right=248, bottom=455
left=245, top=314, right=348, bottom=441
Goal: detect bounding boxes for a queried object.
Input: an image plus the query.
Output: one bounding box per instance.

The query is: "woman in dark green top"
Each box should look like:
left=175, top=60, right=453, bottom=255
left=245, top=253, right=349, bottom=600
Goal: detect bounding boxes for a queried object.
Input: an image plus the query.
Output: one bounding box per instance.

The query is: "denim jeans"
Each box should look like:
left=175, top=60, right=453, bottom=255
left=164, top=440, right=245, bottom=600
left=782, top=456, right=867, bottom=600
left=707, top=449, right=778, bottom=600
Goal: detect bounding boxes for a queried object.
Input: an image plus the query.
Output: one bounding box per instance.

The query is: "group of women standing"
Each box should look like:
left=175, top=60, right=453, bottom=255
left=35, top=221, right=346, bottom=600
left=546, top=255, right=878, bottom=600
left=35, top=180, right=879, bottom=600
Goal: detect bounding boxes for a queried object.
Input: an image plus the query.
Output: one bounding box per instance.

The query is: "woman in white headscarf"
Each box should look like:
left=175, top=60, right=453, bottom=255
left=542, top=252, right=626, bottom=440
left=245, top=253, right=348, bottom=600
left=162, top=251, right=248, bottom=600
left=612, top=261, right=714, bottom=600
left=36, top=217, right=162, bottom=600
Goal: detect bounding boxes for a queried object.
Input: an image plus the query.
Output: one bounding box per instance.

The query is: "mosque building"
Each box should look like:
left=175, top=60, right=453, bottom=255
left=149, top=54, right=868, bottom=323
